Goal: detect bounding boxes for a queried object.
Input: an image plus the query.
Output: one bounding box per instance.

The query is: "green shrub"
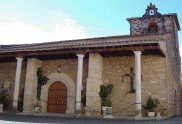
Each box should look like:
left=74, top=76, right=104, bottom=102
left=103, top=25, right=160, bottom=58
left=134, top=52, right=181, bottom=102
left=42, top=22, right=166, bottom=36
left=36, top=67, right=49, bottom=101
left=143, top=96, right=159, bottom=112
left=99, top=84, right=113, bottom=107
left=0, top=90, right=8, bottom=109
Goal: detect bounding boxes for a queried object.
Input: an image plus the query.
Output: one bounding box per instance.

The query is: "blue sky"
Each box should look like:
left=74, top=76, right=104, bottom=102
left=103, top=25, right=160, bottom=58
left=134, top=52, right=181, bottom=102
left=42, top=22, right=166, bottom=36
left=0, top=0, right=181, bottom=50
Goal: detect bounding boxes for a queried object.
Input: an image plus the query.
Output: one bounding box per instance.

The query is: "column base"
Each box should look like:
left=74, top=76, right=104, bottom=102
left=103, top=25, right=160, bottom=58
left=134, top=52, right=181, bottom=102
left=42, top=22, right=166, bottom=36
left=134, top=116, right=143, bottom=120
left=85, top=106, right=101, bottom=116
left=74, top=110, right=82, bottom=118
left=13, top=107, right=18, bottom=113
left=75, top=102, right=81, bottom=114
left=103, top=115, right=115, bottom=119
left=135, top=112, right=142, bottom=118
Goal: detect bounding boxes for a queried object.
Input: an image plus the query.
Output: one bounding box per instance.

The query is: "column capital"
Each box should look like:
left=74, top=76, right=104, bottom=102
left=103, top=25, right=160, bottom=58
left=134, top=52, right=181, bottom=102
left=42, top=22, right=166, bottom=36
left=16, top=57, right=24, bottom=61
left=16, top=53, right=25, bottom=58
left=76, top=54, right=85, bottom=58
left=134, top=51, right=142, bottom=55
left=75, top=50, right=87, bottom=56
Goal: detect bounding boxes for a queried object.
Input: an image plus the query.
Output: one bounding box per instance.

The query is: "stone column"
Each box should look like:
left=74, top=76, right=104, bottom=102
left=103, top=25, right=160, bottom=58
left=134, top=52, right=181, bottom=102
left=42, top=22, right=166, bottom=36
left=134, top=51, right=142, bottom=117
left=75, top=54, right=85, bottom=113
left=13, top=57, right=23, bottom=111
left=86, top=53, right=103, bottom=116
left=23, top=58, right=42, bottom=112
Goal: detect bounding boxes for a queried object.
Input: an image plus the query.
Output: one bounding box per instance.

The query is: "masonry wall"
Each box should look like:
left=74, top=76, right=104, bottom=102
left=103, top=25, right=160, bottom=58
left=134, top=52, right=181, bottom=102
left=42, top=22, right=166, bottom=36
left=41, top=58, right=88, bottom=112
left=41, top=58, right=88, bottom=93
left=102, top=55, right=167, bottom=116
left=165, top=33, right=181, bottom=117
left=129, top=15, right=178, bottom=36
left=0, top=61, right=26, bottom=111
left=23, top=57, right=88, bottom=113
left=86, top=53, right=103, bottom=115
left=130, top=17, right=165, bottom=35
left=162, top=15, right=181, bottom=117
left=129, top=14, right=181, bottom=117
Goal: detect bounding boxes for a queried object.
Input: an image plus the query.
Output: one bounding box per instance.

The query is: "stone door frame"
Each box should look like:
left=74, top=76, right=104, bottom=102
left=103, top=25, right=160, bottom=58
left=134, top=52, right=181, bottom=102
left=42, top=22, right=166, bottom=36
left=41, top=73, right=75, bottom=114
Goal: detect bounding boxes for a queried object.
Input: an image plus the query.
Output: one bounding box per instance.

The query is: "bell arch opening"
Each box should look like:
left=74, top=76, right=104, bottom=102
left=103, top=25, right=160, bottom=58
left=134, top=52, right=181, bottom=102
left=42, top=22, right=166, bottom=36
left=148, top=22, right=158, bottom=33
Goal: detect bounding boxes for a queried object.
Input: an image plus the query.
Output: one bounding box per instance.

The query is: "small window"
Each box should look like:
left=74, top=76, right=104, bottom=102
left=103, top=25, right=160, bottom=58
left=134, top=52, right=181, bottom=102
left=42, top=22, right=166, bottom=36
left=149, top=10, right=154, bottom=15
left=148, top=22, right=158, bottom=33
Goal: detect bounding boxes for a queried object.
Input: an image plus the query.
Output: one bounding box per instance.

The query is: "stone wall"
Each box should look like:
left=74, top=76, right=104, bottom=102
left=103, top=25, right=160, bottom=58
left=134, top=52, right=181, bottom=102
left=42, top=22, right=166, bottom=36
left=102, top=55, right=167, bottom=116
left=23, top=58, right=42, bottom=112
left=86, top=53, right=103, bottom=115
left=129, top=15, right=177, bottom=35
left=165, top=33, right=181, bottom=117
left=128, top=14, right=181, bottom=117
left=41, top=58, right=88, bottom=89
left=0, top=61, right=26, bottom=111
left=23, top=57, right=88, bottom=113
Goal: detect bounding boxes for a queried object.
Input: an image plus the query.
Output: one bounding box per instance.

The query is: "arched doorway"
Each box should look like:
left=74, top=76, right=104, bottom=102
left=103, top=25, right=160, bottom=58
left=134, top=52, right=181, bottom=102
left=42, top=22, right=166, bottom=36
left=47, top=81, right=67, bottom=113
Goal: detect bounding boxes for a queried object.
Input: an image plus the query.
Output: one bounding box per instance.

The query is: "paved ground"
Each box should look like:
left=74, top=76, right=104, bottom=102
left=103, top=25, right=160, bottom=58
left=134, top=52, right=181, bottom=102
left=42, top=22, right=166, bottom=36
left=0, top=113, right=181, bottom=124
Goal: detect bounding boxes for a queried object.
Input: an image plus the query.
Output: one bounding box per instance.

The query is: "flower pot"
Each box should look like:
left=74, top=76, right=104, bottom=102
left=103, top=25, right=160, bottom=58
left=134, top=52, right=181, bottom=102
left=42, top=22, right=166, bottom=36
left=0, top=104, right=3, bottom=112
left=156, top=112, right=161, bottom=118
left=103, top=107, right=114, bottom=118
left=102, top=106, right=107, bottom=116
left=35, top=106, right=41, bottom=113
left=148, top=112, right=155, bottom=117
left=106, top=107, right=112, bottom=115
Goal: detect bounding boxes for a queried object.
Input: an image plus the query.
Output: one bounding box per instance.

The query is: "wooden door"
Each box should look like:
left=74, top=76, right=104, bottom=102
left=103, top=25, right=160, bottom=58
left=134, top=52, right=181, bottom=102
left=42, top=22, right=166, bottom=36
left=47, top=82, right=67, bottom=113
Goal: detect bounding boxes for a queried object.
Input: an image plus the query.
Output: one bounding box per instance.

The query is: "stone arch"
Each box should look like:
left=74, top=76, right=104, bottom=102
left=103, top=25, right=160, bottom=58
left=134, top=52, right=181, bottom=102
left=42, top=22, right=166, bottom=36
left=148, top=22, right=158, bottom=33
left=41, top=73, right=75, bottom=114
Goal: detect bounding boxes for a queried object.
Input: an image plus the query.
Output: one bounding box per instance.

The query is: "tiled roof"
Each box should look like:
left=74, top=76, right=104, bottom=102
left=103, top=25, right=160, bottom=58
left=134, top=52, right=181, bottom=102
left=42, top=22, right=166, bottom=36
left=0, top=33, right=166, bottom=54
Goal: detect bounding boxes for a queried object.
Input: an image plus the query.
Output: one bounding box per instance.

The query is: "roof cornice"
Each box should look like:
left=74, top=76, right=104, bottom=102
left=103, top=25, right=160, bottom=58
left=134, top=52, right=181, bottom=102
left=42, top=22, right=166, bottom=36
left=0, top=33, right=166, bottom=54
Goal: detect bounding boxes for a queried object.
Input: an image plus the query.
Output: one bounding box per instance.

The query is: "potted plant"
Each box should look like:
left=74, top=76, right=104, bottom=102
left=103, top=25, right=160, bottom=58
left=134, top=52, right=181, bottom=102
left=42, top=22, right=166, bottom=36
left=0, top=90, right=8, bottom=112
left=154, top=101, right=166, bottom=118
left=143, top=96, right=159, bottom=117
left=99, top=84, right=113, bottom=116
left=34, top=67, right=49, bottom=113
left=34, top=101, right=42, bottom=113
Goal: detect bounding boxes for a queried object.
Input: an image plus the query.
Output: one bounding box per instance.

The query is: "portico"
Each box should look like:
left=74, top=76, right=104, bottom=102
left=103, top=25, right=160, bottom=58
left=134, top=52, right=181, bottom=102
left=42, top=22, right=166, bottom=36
left=1, top=34, right=166, bottom=116
left=0, top=4, right=181, bottom=117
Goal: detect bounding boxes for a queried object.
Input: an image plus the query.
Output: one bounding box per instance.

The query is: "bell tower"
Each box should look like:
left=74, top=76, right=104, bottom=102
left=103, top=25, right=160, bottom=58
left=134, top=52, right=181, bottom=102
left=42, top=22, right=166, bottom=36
left=126, top=3, right=180, bottom=36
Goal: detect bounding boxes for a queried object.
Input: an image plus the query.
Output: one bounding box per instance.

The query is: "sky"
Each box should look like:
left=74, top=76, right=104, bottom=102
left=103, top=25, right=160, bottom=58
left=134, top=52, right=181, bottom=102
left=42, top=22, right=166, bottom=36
left=0, top=0, right=181, bottom=54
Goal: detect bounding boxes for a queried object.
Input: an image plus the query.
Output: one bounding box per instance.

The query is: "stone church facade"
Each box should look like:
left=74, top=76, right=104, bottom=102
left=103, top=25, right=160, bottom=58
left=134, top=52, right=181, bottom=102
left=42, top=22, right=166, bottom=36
left=0, top=3, right=181, bottom=117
